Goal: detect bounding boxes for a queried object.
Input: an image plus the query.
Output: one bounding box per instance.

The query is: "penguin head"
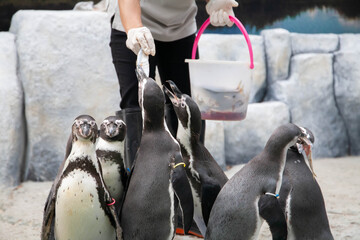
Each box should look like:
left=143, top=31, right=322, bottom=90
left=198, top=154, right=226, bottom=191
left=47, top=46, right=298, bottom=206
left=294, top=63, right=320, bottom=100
left=99, top=116, right=126, bottom=142
left=136, top=66, right=165, bottom=126
left=265, top=123, right=303, bottom=156
left=295, top=126, right=316, bottom=177
left=72, top=115, right=98, bottom=143
left=164, top=80, right=202, bottom=138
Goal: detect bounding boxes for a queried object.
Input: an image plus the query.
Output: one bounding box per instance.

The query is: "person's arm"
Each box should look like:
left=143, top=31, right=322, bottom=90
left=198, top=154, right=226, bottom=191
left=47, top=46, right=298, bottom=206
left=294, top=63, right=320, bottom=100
left=118, top=0, right=142, bottom=33
left=118, top=0, right=155, bottom=56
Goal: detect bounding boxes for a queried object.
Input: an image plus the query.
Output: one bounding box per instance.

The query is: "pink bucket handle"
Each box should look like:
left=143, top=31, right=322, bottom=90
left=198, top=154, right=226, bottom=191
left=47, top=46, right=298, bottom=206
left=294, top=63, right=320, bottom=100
left=192, top=16, right=254, bottom=69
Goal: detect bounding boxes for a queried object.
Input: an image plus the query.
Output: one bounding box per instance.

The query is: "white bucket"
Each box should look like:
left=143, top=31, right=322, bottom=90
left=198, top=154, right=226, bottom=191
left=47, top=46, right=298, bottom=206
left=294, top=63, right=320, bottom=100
left=187, top=16, right=254, bottom=121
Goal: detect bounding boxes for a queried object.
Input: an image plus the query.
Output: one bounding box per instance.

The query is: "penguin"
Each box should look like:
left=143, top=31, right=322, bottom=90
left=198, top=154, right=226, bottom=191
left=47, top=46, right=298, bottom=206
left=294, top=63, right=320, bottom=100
left=164, top=80, right=228, bottom=236
left=279, top=127, right=334, bottom=240
left=41, top=115, right=122, bottom=240
left=96, top=116, right=127, bottom=210
left=205, top=123, right=311, bottom=240
left=120, top=66, right=194, bottom=240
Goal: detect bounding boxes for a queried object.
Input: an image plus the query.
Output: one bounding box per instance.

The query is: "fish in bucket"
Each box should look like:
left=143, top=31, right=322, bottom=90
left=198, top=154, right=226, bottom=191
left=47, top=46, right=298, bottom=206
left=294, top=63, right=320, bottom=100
left=186, top=16, right=254, bottom=121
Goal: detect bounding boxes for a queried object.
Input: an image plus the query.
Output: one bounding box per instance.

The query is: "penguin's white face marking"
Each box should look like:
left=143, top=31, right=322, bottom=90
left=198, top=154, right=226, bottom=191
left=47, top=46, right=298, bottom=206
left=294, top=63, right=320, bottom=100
left=72, top=118, right=97, bottom=143
left=100, top=118, right=126, bottom=140
left=296, top=127, right=316, bottom=178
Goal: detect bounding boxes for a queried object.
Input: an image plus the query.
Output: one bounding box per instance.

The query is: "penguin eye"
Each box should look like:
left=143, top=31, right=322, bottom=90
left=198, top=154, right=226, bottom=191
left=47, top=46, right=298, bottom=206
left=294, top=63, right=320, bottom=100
left=73, top=120, right=81, bottom=128
left=115, top=120, right=124, bottom=127
left=90, top=121, right=96, bottom=127
left=180, top=96, right=186, bottom=108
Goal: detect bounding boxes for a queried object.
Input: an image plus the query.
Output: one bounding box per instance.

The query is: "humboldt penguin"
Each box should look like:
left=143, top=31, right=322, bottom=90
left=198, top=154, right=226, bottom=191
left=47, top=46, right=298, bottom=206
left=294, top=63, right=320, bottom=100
left=279, top=127, right=334, bottom=240
left=96, top=116, right=127, bottom=210
left=205, top=123, right=310, bottom=240
left=41, top=115, right=122, bottom=240
left=120, top=67, right=194, bottom=240
left=164, top=80, right=228, bottom=236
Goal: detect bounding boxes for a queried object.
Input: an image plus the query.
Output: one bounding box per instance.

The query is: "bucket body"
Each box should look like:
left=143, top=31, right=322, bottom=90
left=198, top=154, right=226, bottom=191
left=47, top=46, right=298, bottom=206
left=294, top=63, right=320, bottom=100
left=188, top=16, right=254, bottom=121
left=187, top=59, right=252, bottom=120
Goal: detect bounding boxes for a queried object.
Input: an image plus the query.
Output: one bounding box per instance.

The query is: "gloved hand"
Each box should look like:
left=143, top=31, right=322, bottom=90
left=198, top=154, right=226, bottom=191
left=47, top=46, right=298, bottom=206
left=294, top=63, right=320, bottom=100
left=206, top=0, right=238, bottom=27
left=126, top=26, right=156, bottom=56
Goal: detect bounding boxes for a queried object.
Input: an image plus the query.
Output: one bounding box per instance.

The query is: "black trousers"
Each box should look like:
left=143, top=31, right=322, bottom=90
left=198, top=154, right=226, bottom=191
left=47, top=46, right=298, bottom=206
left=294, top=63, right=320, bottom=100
left=110, top=28, right=199, bottom=109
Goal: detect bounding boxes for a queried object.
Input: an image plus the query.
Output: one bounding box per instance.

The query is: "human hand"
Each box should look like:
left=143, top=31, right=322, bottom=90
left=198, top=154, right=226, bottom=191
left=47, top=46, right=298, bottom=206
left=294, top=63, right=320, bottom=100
left=206, top=0, right=238, bottom=27
left=126, top=26, right=156, bottom=56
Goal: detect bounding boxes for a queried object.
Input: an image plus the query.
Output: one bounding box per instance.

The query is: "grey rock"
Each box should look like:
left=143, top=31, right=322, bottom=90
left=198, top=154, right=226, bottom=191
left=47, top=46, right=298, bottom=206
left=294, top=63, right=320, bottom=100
left=224, top=101, right=290, bottom=165
left=0, top=32, right=26, bottom=187
left=267, top=53, right=348, bottom=158
left=261, top=28, right=291, bottom=83
left=339, top=34, right=360, bottom=52
left=204, top=120, right=226, bottom=169
left=291, top=33, right=339, bottom=55
left=198, top=34, right=266, bottom=102
left=334, top=51, right=360, bottom=155
left=10, top=10, right=120, bottom=181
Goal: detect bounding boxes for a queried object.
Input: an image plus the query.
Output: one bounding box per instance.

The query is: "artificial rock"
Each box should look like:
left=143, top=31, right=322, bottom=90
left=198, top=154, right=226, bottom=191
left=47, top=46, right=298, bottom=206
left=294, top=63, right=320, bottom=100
left=10, top=10, right=120, bottom=181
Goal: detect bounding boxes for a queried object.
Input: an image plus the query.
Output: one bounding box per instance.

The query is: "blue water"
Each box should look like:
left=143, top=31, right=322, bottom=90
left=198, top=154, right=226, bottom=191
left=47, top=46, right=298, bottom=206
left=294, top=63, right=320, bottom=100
left=204, top=7, right=360, bottom=35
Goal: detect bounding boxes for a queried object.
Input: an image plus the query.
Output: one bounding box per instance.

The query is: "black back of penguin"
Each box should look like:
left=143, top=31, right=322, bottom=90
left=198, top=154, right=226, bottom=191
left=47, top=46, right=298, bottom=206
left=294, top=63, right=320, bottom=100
left=120, top=67, right=193, bottom=240
left=164, top=80, right=228, bottom=235
left=96, top=116, right=127, bottom=210
left=41, top=115, right=122, bottom=240
left=279, top=128, right=334, bottom=240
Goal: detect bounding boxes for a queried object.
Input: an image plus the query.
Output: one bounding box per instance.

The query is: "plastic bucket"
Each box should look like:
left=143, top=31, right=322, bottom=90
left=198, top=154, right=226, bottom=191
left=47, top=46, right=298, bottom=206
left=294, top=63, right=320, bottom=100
left=186, top=16, right=254, bottom=121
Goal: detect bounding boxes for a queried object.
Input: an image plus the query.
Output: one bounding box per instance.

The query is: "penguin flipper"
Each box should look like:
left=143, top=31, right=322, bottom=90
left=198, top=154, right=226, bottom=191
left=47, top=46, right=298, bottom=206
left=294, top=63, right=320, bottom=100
left=41, top=184, right=57, bottom=240
left=201, top=181, right=222, bottom=225
left=42, top=133, right=72, bottom=240
left=258, top=194, right=288, bottom=240
left=171, top=153, right=194, bottom=234
left=107, top=203, right=123, bottom=240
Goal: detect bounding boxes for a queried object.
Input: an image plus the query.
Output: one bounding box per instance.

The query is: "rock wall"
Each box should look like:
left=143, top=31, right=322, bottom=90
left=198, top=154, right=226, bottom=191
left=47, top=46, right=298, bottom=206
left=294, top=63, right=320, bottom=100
left=9, top=10, right=120, bottom=182
left=0, top=32, right=26, bottom=186
left=0, top=10, right=359, bottom=185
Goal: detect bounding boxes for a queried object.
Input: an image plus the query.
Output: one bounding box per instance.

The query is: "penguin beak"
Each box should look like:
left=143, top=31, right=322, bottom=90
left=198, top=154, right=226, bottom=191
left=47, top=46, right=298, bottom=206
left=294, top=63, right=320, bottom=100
left=106, top=123, right=118, bottom=138
left=80, top=123, right=92, bottom=138
left=164, top=80, right=182, bottom=106
left=297, top=135, right=316, bottom=178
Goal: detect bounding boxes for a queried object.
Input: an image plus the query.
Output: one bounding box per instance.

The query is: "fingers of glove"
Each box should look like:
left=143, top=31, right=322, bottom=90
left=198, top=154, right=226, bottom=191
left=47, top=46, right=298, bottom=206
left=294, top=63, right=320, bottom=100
left=210, top=11, right=217, bottom=26
left=230, top=0, right=238, bottom=8
left=218, top=9, right=227, bottom=26
left=144, top=30, right=156, bottom=56
left=126, top=38, right=141, bottom=55
left=136, top=33, right=151, bottom=55
left=223, top=11, right=234, bottom=27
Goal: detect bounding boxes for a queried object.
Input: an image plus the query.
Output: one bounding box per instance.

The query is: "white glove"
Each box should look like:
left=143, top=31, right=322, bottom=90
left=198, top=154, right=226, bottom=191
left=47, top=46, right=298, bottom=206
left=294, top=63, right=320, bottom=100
left=126, top=27, right=156, bottom=56
left=206, top=0, right=238, bottom=27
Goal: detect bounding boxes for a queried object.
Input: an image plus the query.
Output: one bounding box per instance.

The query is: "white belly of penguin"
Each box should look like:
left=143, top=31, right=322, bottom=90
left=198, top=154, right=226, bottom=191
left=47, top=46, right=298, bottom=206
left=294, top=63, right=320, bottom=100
left=101, top=160, right=124, bottom=202
left=189, top=182, right=206, bottom=236
left=55, top=169, right=116, bottom=240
